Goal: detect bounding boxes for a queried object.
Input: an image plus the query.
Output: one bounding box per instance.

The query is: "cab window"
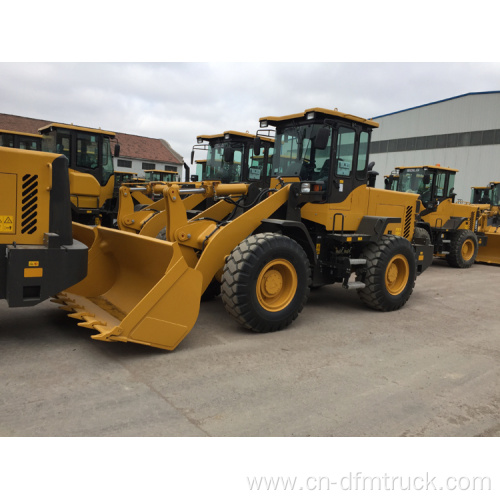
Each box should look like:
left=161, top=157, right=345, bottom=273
left=357, top=131, right=369, bottom=176
left=335, top=127, right=355, bottom=177
left=446, top=173, right=456, bottom=197
left=248, top=146, right=264, bottom=181
left=76, top=133, right=99, bottom=169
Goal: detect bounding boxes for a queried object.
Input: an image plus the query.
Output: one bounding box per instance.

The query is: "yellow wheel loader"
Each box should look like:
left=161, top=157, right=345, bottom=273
left=39, top=123, right=120, bottom=226
left=470, top=185, right=494, bottom=205
left=0, top=147, right=88, bottom=306
left=116, top=130, right=275, bottom=237
left=0, top=129, right=43, bottom=150
left=384, top=172, right=399, bottom=191
left=475, top=181, right=500, bottom=265
left=55, top=108, right=434, bottom=351
left=143, top=169, right=179, bottom=183
left=1, top=124, right=120, bottom=226
left=392, top=165, right=489, bottom=268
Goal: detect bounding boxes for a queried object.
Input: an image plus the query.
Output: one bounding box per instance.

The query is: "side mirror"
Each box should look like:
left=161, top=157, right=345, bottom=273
left=254, top=136, right=262, bottom=156
left=114, top=144, right=120, bottom=157
left=190, top=175, right=199, bottom=182
left=315, top=127, right=330, bottom=150
left=190, top=150, right=195, bottom=164
left=224, top=146, right=235, bottom=163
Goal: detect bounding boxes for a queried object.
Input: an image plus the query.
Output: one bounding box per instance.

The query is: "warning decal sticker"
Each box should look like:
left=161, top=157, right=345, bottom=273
left=0, top=215, right=15, bottom=234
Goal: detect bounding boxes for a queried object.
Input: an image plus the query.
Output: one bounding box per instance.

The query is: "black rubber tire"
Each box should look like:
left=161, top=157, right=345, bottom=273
left=413, top=226, right=431, bottom=246
left=221, top=233, right=311, bottom=333
left=446, top=229, right=478, bottom=268
left=356, top=235, right=417, bottom=312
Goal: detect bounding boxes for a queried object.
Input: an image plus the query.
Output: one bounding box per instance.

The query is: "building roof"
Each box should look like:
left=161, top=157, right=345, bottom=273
left=371, top=91, right=500, bottom=120
left=0, top=113, right=183, bottom=166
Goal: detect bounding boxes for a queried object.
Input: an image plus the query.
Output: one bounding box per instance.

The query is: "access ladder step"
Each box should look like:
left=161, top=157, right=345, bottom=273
left=344, top=281, right=366, bottom=290
left=349, top=258, right=367, bottom=266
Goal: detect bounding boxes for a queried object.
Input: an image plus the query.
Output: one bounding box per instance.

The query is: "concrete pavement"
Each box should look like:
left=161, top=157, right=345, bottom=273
left=1, top=259, right=499, bottom=437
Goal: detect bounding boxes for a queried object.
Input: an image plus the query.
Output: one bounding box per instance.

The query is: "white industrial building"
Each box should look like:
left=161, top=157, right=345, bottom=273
left=369, top=91, right=500, bottom=202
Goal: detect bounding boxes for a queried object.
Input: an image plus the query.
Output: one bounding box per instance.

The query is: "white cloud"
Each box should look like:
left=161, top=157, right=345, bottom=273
left=1, top=62, right=500, bottom=161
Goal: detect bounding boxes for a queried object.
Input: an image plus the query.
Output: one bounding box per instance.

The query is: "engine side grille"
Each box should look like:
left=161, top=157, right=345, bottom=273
left=404, top=205, right=413, bottom=239
left=21, top=174, right=39, bottom=235
left=469, top=211, right=475, bottom=231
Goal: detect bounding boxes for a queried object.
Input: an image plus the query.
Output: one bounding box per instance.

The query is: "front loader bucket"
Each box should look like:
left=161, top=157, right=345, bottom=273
left=54, top=222, right=203, bottom=350
left=476, top=229, right=500, bottom=265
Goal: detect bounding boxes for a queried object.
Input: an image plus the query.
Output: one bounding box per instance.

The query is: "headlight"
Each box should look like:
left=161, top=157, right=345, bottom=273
left=260, top=120, right=268, bottom=128
left=306, top=112, right=315, bottom=120
left=301, top=183, right=311, bottom=193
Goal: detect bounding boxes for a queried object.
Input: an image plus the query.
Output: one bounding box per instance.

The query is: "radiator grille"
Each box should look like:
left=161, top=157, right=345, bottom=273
left=21, top=174, right=39, bottom=234
left=469, top=211, right=475, bottom=231
left=404, top=205, right=413, bottom=239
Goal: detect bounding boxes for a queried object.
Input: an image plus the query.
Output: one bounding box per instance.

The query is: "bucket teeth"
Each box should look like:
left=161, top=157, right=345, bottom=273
left=67, top=311, right=94, bottom=320
left=78, top=319, right=108, bottom=330
left=59, top=305, right=84, bottom=312
left=50, top=297, right=68, bottom=305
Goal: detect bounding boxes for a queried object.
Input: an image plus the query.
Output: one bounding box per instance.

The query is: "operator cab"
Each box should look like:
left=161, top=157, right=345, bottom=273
left=470, top=186, right=492, bottom=205
left=257, top=107, right=378, bottom=203
left=395, top=165, right=457, bottom=210
left=39, top=123, right=118, bottom=186
left=0, top=129, right=43, bottom=151
left=143, top=170, right=179, bottom=182
left=191, top=131, right=274, bottom=185
left=384, top=172, right=399, bottom=191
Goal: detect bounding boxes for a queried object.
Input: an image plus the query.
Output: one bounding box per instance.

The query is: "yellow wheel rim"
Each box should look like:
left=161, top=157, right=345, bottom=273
left=256, top=259, right=297, bottom=312
left=461, top=239, right=474, bottom=261
left=385, top=254, right=409, bottom=296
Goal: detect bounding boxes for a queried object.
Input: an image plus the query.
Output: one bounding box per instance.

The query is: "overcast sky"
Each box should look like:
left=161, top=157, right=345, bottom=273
left=2, top=62, right=500, bottom=163
left=2, top=1, right=499, bottom=164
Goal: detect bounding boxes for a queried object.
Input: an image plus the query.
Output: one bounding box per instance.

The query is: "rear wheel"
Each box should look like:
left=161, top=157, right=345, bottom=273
left=356, top=235, right=417, bottom=311
left=221, top=233, right=310, bottom=332
left=413, top=226, right=431, bottom=246
left=446, top=230, right=478, bottom=268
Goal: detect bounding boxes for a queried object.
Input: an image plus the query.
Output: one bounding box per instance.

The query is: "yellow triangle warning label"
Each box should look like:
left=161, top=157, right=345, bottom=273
left=4, top=217, right=13, bottom=223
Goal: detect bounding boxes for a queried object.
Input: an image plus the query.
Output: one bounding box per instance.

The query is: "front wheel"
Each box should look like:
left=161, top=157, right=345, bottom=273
left=356, top=235, right=417, bottom=311
left=446, top=230, right=478, bottom=268
left=221, top=233, right=311, bottom=332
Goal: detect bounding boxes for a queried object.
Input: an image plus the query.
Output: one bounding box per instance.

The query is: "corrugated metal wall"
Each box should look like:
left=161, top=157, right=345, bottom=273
left=370, top=93, right=500, bottom=200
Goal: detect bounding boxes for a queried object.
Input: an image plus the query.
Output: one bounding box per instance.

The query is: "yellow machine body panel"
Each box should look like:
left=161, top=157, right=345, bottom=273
left=420, top=198, right=478, bottom=230
left=300, top=185, right=417, bottom=239
left=69, top=170, right=114, bottom=210
left=0, top=147, right=55, bottom=245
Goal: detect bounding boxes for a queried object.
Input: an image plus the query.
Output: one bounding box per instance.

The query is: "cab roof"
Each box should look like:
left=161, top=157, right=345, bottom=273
left=0, top=128, right=43, bottom=138
left=197, top=130, right=274, bottom=143
left=259, top=107, right=379, bottom=128
left=38, top=123, right=116, bottom=137
left=397, top=165, right=459, bottom=173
